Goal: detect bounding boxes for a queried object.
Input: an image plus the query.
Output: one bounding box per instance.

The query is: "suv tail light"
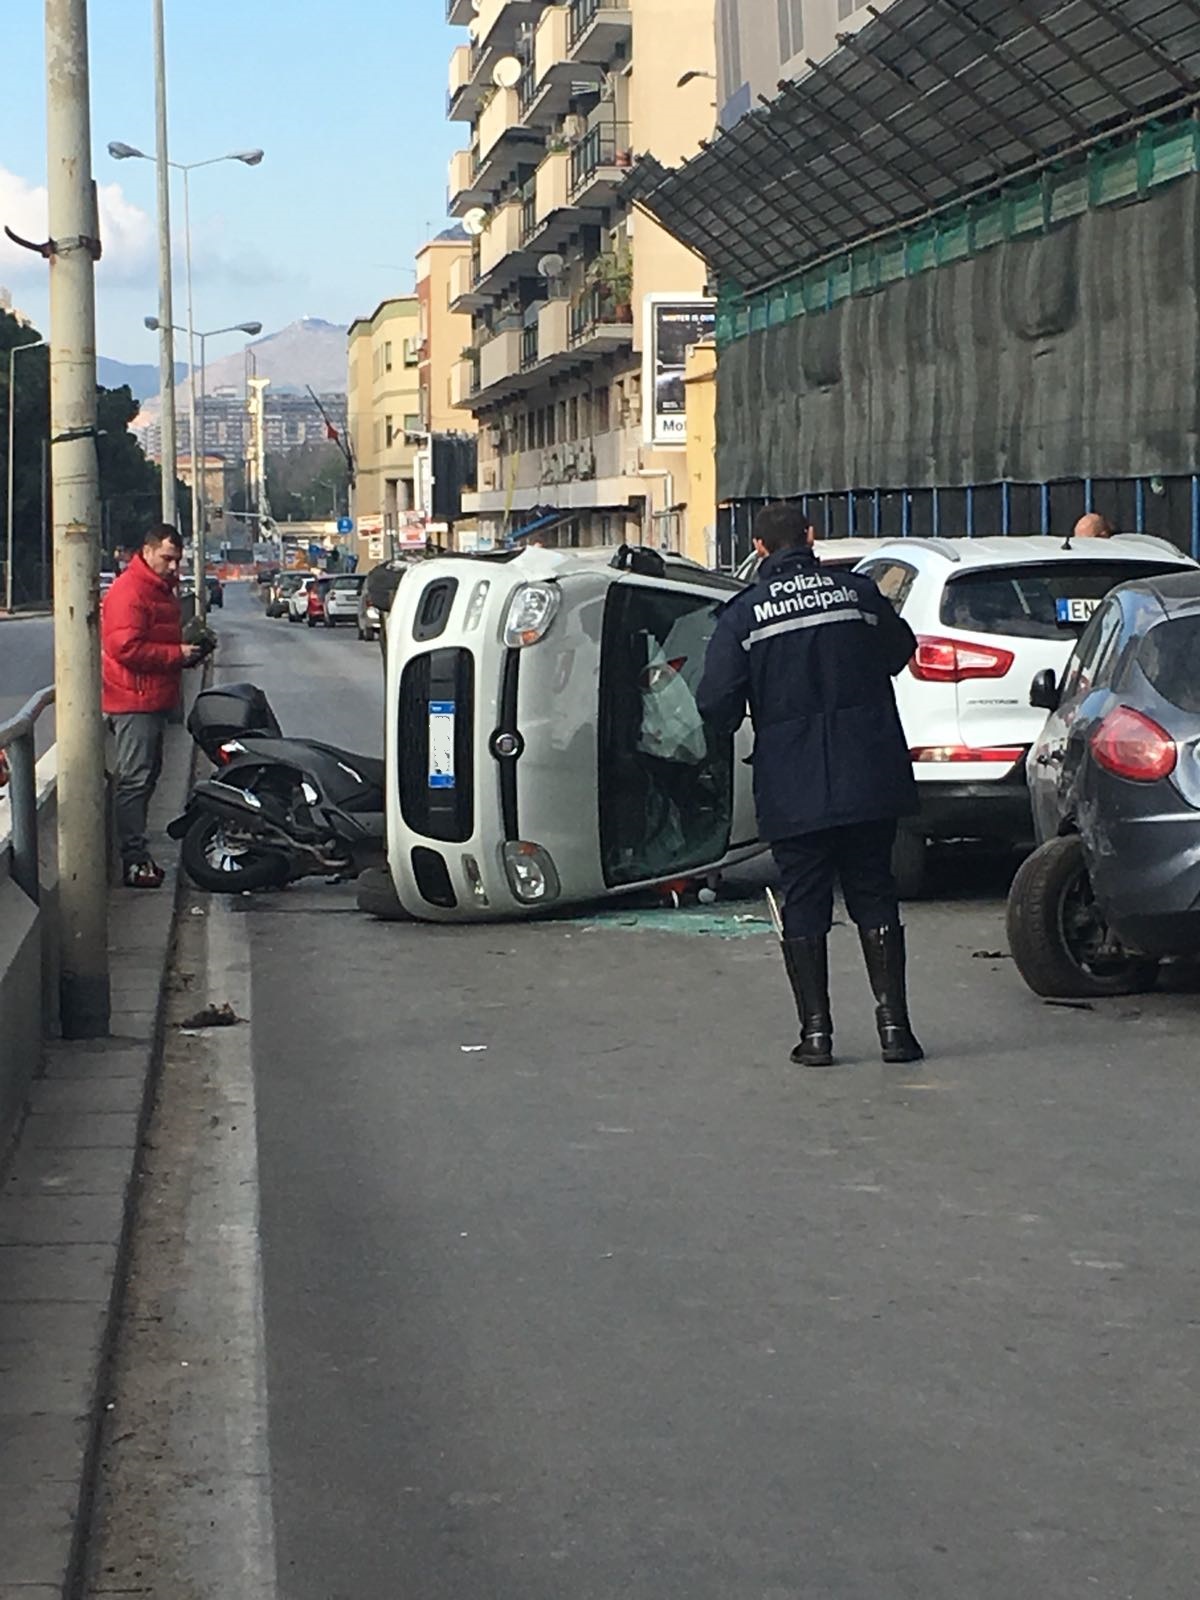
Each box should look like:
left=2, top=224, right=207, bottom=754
left=1091, top=706, right=1177, bottom=783
left=910, top=635, right=1015, bottom=683
left=910, top=745, right=1027, bottom=766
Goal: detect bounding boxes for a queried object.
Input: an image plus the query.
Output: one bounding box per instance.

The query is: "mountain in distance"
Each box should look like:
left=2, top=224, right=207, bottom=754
left=132, top=319, right=348, bottom=431
left=97, top=356, right=188, bottom=400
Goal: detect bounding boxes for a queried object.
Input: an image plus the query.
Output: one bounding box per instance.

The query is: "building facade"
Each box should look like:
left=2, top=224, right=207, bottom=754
left=347, top=297, right=423, bottom=565
left=446, top=0, right=717, bottom=553
left=717, top=0, right=891, bottom=127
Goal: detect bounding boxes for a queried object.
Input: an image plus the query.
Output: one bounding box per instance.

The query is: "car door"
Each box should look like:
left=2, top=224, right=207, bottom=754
left=1029, top=599, right=1124, bottom=837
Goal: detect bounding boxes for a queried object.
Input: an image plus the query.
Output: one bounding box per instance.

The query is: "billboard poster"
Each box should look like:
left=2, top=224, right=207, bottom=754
left=643, top=296, right=716, bottom=446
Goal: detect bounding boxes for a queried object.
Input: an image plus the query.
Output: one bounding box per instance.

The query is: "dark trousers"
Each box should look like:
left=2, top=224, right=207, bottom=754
left=772, top=819, right=900, bottom=939
left=108, top=712, right=167, bottom=865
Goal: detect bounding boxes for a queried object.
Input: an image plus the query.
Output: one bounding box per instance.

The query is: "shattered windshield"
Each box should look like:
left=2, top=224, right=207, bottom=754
left=598, top=582, right=733, bottom=888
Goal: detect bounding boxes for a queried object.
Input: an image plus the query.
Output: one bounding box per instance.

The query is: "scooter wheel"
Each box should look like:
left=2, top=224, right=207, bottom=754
left=180, top=814, right=290, bottom=894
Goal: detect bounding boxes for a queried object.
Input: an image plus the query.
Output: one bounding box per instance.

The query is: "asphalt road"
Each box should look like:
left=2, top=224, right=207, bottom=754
left=101, top=584, right=1200, bottom=1598
left=0, top=614, right=54, bottom=753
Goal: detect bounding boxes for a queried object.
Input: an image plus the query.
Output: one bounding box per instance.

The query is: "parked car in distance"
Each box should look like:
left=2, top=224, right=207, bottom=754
left=384, top=544, right=762, bottom=922
left=306, top=576, right=332, bottom=627
left=268, top=573, right=305, bottom=617
left=324, top=573, right=366, bottom=628
left=849, top=535, right=1196, bottom=896
left=1007, top=570, right=1200, bottom=996
left=206, top=574, right=224, bottom=609
left=287, top=576, right=317, bottom=622
left=359, top=560, right=412, bottom=644
left=99, top=570, right=117, bottom=600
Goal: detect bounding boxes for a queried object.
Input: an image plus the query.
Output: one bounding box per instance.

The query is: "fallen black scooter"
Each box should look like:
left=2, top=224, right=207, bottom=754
left=168, top=682, right=386, bottom=893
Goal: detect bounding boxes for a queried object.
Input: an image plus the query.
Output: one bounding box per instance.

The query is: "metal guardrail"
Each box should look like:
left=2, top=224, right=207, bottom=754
left=0, top=685, right=55, bottom=904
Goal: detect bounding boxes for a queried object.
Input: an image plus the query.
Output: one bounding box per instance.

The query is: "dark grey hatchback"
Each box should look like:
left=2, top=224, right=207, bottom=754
left=1008, top=570, right=1200, bottom=996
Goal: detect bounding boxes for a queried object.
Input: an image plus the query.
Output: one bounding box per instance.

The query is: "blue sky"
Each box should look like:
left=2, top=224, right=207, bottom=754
left=2, top=0, right=459, bottom=363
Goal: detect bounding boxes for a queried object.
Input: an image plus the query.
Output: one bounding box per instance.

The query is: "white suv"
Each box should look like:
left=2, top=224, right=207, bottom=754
left=854, top=536, right=1197, bottom=894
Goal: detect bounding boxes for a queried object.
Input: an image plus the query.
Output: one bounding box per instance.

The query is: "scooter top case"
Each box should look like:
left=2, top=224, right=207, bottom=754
left=187, top=682, right=282, bottom=762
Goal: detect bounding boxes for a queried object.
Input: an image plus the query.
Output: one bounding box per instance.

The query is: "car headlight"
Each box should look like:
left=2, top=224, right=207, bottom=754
left=503, top=582, right=560, bottom=648
left=502, top=841, right=560, bottom=903
left=366, top=605, right=380, bottom=620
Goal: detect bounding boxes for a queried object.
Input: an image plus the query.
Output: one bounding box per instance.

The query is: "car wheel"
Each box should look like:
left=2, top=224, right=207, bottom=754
left=306, top=615, right=317, bottom=628
left=356, top=624, right=366, bottom=640
left=1006, top=835, right=1159, bottom=998
left=891, top=828, right=929, bottom=900
left=356, top=866, right=415, bottom=921
left=324, top=612, right=336, bottom=628
left=180, top=815, right=290, bottom=894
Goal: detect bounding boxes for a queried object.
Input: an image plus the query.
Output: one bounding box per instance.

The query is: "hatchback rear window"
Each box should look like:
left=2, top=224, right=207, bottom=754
left=1139, top=614, right=1200, bottom=712
left=940, top=562, right=1185, bottom=639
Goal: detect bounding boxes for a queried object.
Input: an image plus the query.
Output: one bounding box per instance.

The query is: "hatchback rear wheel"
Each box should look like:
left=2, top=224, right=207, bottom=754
left=1006, top=835, right=1159, bottom=997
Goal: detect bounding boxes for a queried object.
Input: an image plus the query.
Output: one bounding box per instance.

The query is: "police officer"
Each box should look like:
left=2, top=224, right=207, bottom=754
left=697, top=503, right=923, bottom=1067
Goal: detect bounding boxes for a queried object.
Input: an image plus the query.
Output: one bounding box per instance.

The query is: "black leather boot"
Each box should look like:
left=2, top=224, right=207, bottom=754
left=858, top=924, right=924, bottom=1063
left=781, top=937, right=834, bottom=1066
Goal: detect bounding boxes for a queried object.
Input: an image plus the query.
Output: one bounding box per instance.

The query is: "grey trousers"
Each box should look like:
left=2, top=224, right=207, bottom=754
left=108, top=712, right=167, bottom=865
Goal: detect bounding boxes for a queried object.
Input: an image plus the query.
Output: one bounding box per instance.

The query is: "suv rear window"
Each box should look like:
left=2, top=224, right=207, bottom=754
left=1140, top=614, right=1200, bottom=712
left=940, top=562, right=1185, bottom=639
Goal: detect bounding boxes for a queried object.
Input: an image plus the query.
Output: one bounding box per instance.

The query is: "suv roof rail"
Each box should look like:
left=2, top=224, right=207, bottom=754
left=881, top=537, right=963, bottom=563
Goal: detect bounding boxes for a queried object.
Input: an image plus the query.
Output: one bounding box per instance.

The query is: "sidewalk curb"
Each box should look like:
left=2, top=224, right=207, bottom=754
left=0, top=671, right=206, bottom=1596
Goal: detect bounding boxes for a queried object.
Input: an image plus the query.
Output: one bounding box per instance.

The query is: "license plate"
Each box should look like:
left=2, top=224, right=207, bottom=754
left=1056, top=597, right=1101, bottom=624
left=428, top=701, right=456, bottom=789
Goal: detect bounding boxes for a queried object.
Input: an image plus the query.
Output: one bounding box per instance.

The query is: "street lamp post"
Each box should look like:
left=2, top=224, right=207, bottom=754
left=107, top=142, right=262, bottom=619
left=144, top=316, right=261, bottom=596
left=5, top=337, right=46, bottom=613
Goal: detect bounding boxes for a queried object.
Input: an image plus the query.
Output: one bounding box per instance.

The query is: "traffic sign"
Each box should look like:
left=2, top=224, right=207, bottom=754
left=337, top=515, right=353, bottom=535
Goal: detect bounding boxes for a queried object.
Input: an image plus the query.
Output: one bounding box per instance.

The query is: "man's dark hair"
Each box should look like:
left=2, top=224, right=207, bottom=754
left=144, top=522, right=183, bottom=551
left=754, top=502, right=813, bottom=554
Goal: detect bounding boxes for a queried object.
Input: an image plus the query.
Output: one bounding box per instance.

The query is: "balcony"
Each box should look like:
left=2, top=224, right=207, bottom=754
left=569, top=285, right=634, bottom=353
left=520, top=322, right=539, bottom=371
left=567, top=0, right=632, bottom=64
left=447, top=44, right=488, bottom=121
left=538, top=296, right=570, bottom=361
left=446, top=0, right=474, bottom=23
left=474, top=0, right=542, bottom=54
left=449, top=248, right=489, bottom=312
left=476, top=86, right=544, bottom=183
left=478, top=196, right=526, bottom=279
left=450, top=356, right=480, bottom=408
left=518, top=5, right=579, bottom=125
left=529, top=147, right=597, bottom=247
left=519, top=182, right=538, bottom=245
left=569, top=121, right=631, bottom=207
left=478, top=327, right=523, bottom=392
left=447, top=146, right=488, bottom=216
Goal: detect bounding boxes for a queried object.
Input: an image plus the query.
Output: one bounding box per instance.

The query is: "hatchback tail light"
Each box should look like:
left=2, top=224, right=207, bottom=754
left=910, top=635, right=1015, bottom=683
left=1091, top=706, right=1177, bottom=783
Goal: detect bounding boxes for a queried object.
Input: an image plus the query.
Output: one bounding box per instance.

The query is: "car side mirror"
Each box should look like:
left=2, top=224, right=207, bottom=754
left=1030, top=668, right=1061, bottom=712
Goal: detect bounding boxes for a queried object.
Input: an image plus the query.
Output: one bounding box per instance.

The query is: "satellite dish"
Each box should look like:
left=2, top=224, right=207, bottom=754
left=462, top=207, right=488, bottom=236
left=492, top=55, right=522, bottom=89
left=537, top=252, right=565, bottom=278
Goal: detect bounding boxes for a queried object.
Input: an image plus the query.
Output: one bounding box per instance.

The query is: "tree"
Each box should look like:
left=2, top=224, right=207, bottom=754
left=0, top=307, right=189, bottom=605
left=264, top=441, right=350, bottom=523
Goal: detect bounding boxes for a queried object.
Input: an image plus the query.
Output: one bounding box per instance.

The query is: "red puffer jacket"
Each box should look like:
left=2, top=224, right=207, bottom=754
left=101, top=554, right=185, bottom=715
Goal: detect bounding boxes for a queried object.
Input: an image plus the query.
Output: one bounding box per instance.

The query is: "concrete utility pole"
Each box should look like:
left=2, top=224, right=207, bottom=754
left=45, top=0, right=111, bottom=1037
left=152, top=0, right=177, bottom=525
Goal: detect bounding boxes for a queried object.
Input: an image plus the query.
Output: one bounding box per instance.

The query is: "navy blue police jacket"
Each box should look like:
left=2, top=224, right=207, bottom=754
left=696, top=545, right=919, bottom=842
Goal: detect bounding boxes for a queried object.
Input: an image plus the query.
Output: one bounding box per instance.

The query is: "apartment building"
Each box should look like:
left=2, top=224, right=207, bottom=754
left=346, top=297, right=422, bottom=564
left=446, top=0, right=717, bottom=553
left=416, top=229, right=477, bottom=436
left=717, top=0, right=891, bottom=126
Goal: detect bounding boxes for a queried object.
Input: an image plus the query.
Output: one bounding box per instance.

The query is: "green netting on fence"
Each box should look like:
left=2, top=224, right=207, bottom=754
left=716, top=120, right=1200, bottom=349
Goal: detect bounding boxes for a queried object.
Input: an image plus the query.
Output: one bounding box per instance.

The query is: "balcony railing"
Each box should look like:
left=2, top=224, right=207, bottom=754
left=569, top=122, right=630, bottom=196
left=520, top=324, right=539, bottom=370
left=569, top=284, right=632, bottom=344
left=567, top=0, right=628, bottom=48
left=519, top=184, right=538, bottom=243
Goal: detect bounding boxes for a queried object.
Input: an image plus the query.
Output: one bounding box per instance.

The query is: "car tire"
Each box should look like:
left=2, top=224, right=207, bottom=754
left=891, top=828, right=929, bottom=900
left=324, top=613, right=336, bottom=628
left=356, top=866, right=414, bottom=921
left=180, top=815, right=290, bottom=894
left=306, top=615, right=317, bottom=628
left=1006, top=835, right=1159, bottom=998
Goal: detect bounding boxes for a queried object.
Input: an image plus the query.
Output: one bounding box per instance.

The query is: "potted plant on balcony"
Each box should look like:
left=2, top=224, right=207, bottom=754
left=586, top=243, right=633, bottom=324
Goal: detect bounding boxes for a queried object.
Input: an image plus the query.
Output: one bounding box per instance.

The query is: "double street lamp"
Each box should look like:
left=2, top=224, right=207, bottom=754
left=107, top=140, right=262, bottom=619
left=144, top=316, right=261, bottom=615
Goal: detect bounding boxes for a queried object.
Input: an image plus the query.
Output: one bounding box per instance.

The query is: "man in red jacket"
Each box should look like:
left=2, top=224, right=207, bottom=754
left=101, top=523, right=205, bottom=887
